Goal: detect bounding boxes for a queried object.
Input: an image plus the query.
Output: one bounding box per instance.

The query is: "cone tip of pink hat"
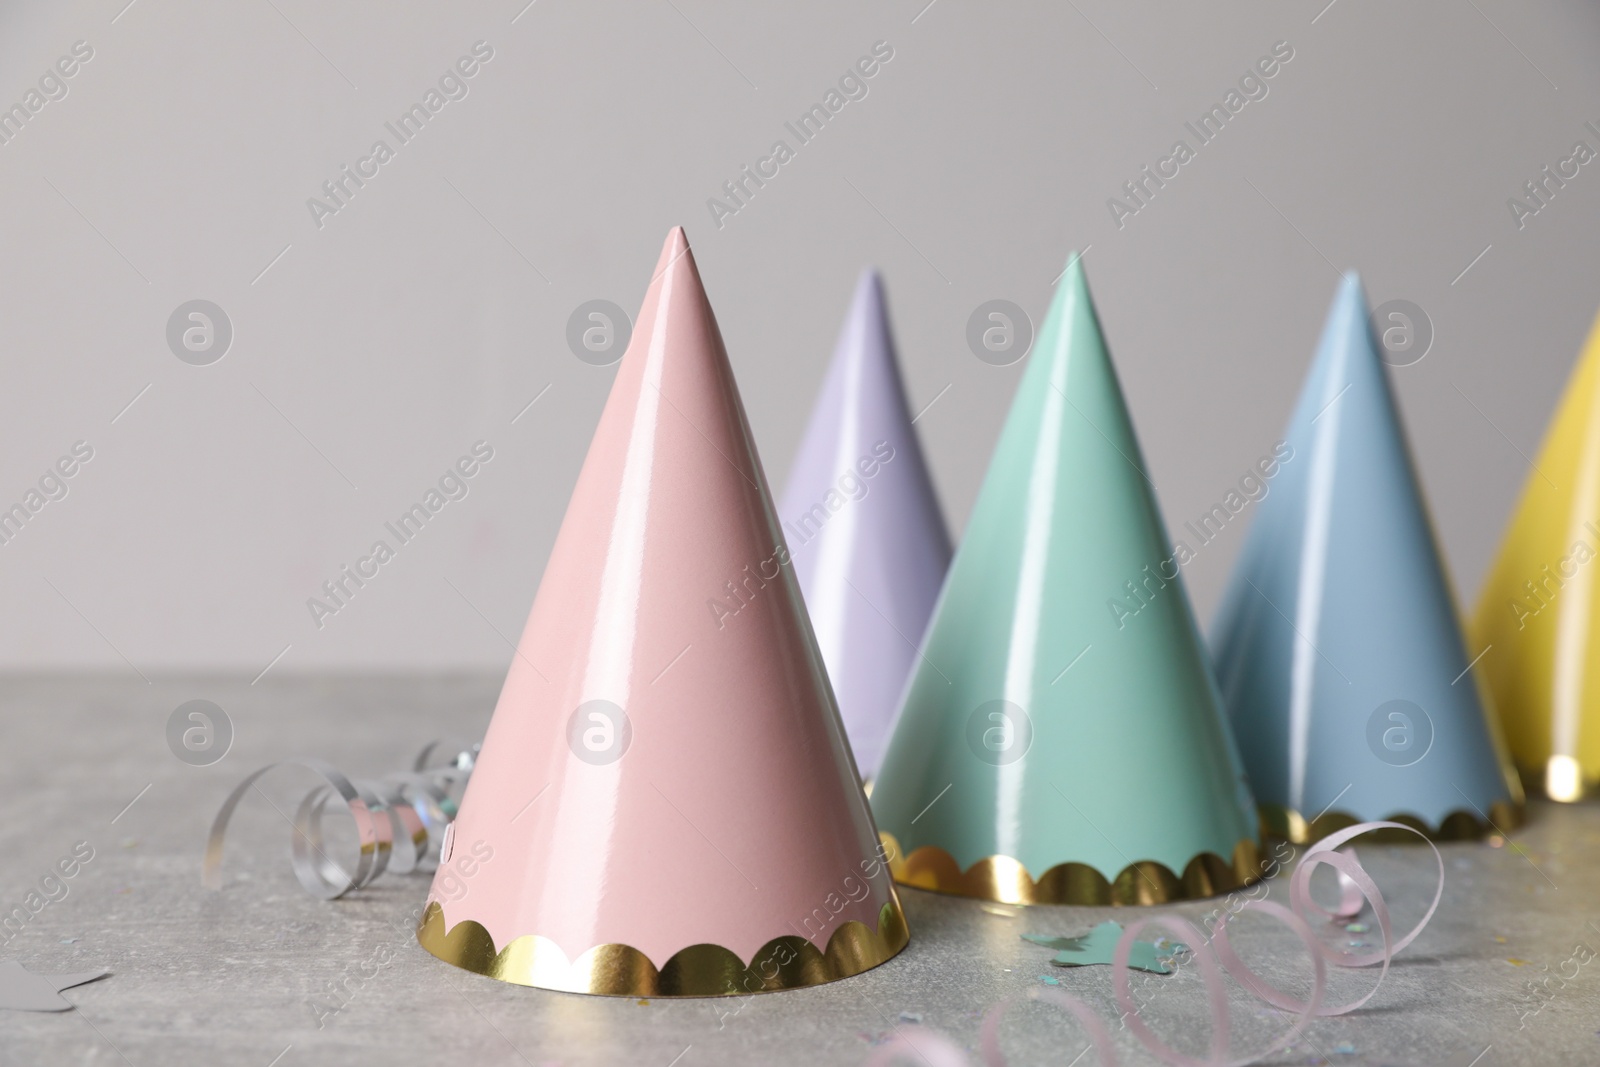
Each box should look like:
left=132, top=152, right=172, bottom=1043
left=649, top=225, right=694, bottom=279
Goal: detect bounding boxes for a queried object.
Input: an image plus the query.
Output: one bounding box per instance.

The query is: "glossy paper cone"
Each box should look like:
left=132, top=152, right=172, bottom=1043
left=870, top=257, right=1261, bottom=906
left=1212, top=275, right=1522, bottom=843
left=417, top=229, right=907, bottom=996
left=778, top=270, right=952, bottom=781
left=1472, top=307, right=1600, bottom=802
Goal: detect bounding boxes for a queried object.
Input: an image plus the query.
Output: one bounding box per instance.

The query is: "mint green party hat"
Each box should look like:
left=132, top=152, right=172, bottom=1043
left=870, top=257, right=1261, bottom=905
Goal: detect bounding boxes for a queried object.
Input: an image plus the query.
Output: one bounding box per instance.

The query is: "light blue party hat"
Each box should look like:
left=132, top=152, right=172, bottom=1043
left=1211, top=274, right=1522, bottom=841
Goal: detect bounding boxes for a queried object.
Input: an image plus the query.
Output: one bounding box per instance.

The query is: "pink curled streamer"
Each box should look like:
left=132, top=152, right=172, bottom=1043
left=1117, top=905, right=1328, bottom=1067
left=1331, top=853, right=1366, bottom=920
left=866, top=820, right=1445, bottom=1067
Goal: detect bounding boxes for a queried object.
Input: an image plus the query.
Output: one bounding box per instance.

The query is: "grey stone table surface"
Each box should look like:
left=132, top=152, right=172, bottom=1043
left=2, top=675, right=1597, bottom=1066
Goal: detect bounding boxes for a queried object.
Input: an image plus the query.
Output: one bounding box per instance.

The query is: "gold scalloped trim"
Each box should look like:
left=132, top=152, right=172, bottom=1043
left=415, top=897, right=908, bottom=997
left=1258, top=800, right=1523, bottom=844
left=881, top=831, right=1262, bottom=905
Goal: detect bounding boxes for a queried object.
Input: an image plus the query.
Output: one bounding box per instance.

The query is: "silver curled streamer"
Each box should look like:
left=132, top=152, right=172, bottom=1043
left=202, top=741, right=478, bottom=900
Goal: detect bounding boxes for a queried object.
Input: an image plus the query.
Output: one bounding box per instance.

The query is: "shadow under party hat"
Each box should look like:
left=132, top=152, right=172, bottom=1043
left=778, top=269, right=951, bottom=781
left=869, top=255, right=1261, bottom=906
left=1473, top=305, right=1600, bottom=803
left=416, top=228, right=907, bottom=996
left=1212, top=274, right=1522, bottom=843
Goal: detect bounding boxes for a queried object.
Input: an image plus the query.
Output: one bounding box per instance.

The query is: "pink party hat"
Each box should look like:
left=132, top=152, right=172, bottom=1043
left=417, top=229, right=908, bottom=996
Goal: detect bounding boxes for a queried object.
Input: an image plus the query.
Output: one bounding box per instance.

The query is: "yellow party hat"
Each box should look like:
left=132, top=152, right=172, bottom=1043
left=1473, top=308, right=1600, bottom=801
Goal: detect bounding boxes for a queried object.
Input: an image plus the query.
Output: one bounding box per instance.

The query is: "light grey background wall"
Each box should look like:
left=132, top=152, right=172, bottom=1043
left=0, top=0, right=1596, bottom=674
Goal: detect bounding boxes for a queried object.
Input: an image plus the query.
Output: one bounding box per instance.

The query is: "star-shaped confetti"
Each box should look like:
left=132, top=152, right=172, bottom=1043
left=0, top=961, right=110, bottom=1012
left=1024, top=922, right=1186, bottom=975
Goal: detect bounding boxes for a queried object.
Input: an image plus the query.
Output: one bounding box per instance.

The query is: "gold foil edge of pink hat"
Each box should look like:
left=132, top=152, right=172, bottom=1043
left=416, top=898, right=908, bottom=997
